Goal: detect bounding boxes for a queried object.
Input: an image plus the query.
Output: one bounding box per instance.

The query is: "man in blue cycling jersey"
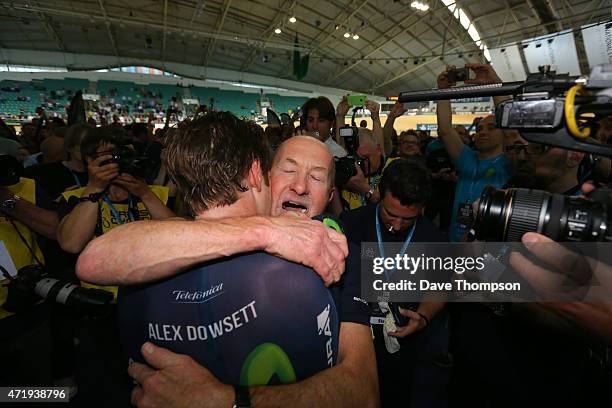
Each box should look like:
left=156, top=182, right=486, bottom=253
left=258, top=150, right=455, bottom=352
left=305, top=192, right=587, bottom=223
left=77, top=113, right=378, bottom=408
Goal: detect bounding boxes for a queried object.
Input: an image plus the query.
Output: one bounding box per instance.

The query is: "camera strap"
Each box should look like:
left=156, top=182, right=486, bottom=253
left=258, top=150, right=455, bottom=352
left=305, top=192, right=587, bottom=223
left=375, top=204, right=417, bottom=281
left=103, top=194, right=136, bottom=225
left=2, top=214, right=43, bottom=266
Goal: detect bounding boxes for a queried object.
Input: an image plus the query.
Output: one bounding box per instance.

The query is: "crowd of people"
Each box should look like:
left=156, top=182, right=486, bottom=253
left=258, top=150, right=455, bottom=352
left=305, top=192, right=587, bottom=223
left=1, top=62, right=612, bottom=408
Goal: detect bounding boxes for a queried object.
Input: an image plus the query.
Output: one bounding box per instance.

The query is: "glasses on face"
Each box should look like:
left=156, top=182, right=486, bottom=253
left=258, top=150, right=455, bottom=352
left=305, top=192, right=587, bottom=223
left=399, top=140, right=418, bottom=146
left=504, top=144, right=547, bottom=155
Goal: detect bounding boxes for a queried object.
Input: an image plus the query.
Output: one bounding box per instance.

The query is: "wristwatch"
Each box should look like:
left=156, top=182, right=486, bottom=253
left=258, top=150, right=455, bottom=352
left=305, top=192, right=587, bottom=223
left=1, top=194, right=20, bottom=210
left=365, top=188, right=374, bottom=201
left=232, top=385, right=251, bottom=408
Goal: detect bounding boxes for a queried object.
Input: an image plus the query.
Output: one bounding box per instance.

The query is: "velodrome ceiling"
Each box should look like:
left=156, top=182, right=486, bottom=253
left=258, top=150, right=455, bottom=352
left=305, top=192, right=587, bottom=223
left=0, top=0, right=609, bottom=96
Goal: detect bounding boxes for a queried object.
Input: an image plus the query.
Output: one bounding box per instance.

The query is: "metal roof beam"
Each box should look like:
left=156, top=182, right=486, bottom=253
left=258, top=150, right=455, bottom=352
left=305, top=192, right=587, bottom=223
left=162, top=0, right=168, bottom=62
left=325, top=2, right=450, bottom=84
left=306, top=0, right=370, bottom=55
left=203, top=0, right=233, bottom=66
left=238, top=0, right=296, bottom=72
left=189, top=0, right=206, bottom=25
left=97, top=0, right=120, bottom=60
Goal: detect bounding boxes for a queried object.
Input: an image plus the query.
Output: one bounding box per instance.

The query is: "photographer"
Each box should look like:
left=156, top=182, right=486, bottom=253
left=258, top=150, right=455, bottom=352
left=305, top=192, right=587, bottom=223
left=453, top=136, right=612, bottom=407
left=504, top=131, right=585, bottom=195
left=336, top=97, right=390, bottom=157
left=0, top=154, right=60, bottom=386
left=338, top=128, right=397, bottom=211
left=436, top=64, right=512, bottom=241
left=57, top=126, right=174, bottom=256
left=340, top=159, right=449, bottom=408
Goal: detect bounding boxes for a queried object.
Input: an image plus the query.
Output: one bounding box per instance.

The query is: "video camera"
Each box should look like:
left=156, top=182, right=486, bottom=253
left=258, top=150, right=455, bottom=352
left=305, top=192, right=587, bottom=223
left=399, top=64, right=612, bottom=242
left=1, top=265, right=113, bottom=316
left=399, top=64, right=612, bottom=157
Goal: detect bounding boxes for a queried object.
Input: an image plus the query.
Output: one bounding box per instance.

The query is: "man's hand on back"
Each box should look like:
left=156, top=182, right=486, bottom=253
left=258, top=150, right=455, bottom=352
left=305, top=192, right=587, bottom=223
left=260, top=216, right=349, bottom=286
left=129, top=342, right=232, bottom=408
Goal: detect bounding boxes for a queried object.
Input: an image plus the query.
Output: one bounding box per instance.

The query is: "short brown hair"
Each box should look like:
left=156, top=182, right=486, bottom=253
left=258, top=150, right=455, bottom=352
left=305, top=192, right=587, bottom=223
left=164, top=111, right=271, bottom=215
left=301, top=97, right=335, bottom=122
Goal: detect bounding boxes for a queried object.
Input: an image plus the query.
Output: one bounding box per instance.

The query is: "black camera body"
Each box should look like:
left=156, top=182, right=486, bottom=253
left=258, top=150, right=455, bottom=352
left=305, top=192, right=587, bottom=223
left=101, top=145, right=153, bottom=179
left=334, top=125, right=367, bottom=187
left=447, top=66, right=470, bottom=83
left=0, top=154, right=23, bottom=187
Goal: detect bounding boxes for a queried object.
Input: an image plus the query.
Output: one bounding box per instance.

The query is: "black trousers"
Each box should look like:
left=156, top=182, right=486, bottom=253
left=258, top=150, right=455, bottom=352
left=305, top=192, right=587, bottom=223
left=72, top=306, right=132, bottom=408
left=0, top=304, right=53, bottom=386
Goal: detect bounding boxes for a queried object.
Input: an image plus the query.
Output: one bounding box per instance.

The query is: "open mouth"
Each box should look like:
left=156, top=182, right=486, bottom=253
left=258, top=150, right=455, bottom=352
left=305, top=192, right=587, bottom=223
left=282, top=200, right=309, bottom=214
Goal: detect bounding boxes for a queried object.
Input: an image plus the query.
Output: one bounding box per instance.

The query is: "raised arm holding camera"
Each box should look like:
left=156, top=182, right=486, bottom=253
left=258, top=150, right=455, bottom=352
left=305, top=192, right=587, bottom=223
left=436, top=63, right=512, bottom=241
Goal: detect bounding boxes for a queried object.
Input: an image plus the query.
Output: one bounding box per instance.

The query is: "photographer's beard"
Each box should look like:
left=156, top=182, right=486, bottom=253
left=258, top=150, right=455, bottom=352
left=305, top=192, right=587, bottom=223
left=506, top=160, right=538, bottom=189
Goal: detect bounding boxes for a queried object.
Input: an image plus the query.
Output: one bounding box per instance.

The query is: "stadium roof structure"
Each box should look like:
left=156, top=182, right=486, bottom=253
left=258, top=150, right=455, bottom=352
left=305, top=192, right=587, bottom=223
left=0, top=0, right=609, bottom=96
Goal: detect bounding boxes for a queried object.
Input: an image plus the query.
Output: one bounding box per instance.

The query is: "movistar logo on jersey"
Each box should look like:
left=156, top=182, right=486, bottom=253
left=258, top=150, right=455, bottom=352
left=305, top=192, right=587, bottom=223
left=317, top=304, right=334, bottom=367
left=171, top=283, right=224, bottom=303
left=240, top=343, right=297, bottom=386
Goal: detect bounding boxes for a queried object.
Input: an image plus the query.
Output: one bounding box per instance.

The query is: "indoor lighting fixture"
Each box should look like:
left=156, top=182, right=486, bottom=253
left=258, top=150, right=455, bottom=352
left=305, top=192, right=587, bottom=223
left=289, top=16, right=296, bottom=23
left=352, top=34, right=359, bottom=40
left=344, top=32, right=351, bottom=38
left=274, top=28, right=282, bottom=34
left=410, top=1, right=430, bottom=11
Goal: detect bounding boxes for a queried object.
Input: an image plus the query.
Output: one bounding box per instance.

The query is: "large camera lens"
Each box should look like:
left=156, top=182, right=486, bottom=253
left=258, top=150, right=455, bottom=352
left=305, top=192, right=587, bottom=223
left=474, top=186, right=610, bottom=242
left=334, top=156, right=357, bottom=187
left=0, top=154, right=23, bottom=187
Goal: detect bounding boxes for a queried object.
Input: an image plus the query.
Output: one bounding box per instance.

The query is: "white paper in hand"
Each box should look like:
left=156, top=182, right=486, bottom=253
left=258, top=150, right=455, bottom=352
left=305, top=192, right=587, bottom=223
left=0, top=240, right=18, bottom=278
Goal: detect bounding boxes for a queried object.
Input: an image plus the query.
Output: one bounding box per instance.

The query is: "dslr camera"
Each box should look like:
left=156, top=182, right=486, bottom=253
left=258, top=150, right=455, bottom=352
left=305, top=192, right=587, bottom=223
left=101, top=145, right=156, bottom=180
left=447, top=65, right=471, bottom=83
left=334, top=125, right=367, bottom=186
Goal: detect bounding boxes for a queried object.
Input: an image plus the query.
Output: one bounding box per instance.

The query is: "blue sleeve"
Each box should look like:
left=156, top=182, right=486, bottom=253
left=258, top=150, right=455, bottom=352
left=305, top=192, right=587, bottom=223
left=455, top=145, right=477, bottom=177
left=425, top=138, right=443, bottom=154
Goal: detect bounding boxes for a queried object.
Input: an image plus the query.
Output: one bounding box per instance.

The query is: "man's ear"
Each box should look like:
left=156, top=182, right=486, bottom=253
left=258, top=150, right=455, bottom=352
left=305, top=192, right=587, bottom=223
left=566, top=150, right=585, bottom=168
left=247, top=159, right=264, bottom=192
left=328, top=186, right=335, bottom=204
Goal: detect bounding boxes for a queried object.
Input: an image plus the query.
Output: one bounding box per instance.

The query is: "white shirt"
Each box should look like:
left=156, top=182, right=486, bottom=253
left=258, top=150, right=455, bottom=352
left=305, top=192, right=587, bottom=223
left=324, top=137, right=347, bottom=158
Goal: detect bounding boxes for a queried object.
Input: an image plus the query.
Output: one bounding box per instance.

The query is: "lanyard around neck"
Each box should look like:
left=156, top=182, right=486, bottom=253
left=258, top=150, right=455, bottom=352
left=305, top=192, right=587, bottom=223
left=102, top=194, right=136, bottom=225
left=375, top=204, right=417, bottom=281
